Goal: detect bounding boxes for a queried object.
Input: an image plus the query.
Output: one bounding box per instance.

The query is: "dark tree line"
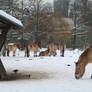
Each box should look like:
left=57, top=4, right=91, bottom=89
left=69, top=0, right=92, bottom=49
left=1, top=0, right=92, bottom=49
left=54, top=0, right=70, bottom=17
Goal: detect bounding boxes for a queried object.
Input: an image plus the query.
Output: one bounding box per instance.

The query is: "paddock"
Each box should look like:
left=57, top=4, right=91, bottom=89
left=0, top=49, right=92, bottom=92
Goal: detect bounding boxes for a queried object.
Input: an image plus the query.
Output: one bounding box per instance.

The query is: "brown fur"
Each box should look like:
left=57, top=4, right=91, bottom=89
left=39, top=49, right=49, bottom=56
left=47, top=43, right=57, bottom=56
left=58, top=43, right=66, bottom=56
left=6, top=43, right=21, bottom=56
left=25, top=42, right=41, bottom=57
left=75, top=46, right=92, bottom=79
left=47, top=42, right=66, bottom=56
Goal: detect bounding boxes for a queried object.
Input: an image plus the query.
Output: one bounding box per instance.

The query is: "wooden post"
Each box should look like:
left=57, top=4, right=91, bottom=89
left=0, top=26, right=10, bottom=79
left=0, top=26, right=10, bottom=51
left=0, top=59, right=7, bottom=79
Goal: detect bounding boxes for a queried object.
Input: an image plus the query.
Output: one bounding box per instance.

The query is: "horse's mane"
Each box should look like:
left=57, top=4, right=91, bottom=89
left=80, top=46, right=92, bottom=58
left=81, top=48, right=88, bottom=57
left=89, top=45, right=92, bottom=48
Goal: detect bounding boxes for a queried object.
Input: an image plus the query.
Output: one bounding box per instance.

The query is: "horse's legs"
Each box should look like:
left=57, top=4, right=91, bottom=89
left=7, top=49, right=9, bottom=56
left=60, top=48, right=64, bottom=57
left=24, top=48, right=27, bottom=57
left=26, top=47, right=29, bottom=57
left=27, top=53, right=29, bottom=57
left=53, top=50, right=56, bottom=56
left=49, top=50, right=52, bottom=56
left=13, top=50, right=16, bottom=56
left=34, top=52, right=37, bottom=57
left=62, top=49, right=64, bottom=57
left=54, top=52, right=57, bottom=56
left=49, top=50, right=56, bottom=56
left=24, top=47, right=29, bottom=57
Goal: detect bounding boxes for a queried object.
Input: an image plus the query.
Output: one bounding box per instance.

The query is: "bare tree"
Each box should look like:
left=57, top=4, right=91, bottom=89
left=25, top=0, right=54, bottom=43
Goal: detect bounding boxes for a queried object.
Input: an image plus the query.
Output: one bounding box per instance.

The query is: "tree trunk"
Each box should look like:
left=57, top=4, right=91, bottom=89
left=73, top=34, right=76, bottom=49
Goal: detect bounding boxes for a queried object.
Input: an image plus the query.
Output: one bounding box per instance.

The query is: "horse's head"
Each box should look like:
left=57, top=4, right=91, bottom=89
left=16, top=43, right=21, bottom=50
left=75, top=61, right=85, bottom=79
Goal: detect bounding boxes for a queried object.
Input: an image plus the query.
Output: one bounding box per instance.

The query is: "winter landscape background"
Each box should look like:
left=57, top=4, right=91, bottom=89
left=0, top=0, right=92, bottom=92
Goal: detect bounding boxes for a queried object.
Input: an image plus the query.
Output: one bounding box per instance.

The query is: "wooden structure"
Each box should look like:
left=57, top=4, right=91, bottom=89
left=0, top=10, right=23, bottom=79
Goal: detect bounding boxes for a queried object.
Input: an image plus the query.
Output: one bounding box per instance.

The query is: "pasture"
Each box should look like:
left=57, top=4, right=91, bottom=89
left=0, top=49, right=92, bottom=92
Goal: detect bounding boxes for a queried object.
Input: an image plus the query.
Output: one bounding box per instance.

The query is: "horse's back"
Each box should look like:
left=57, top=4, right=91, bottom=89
left=87, top=46, right=92, bottom=58
left=7, top=43, right=20, bottom=51
left=79, top=46, right=92, bottom=62
left=27, top=42, right=41, bottom=52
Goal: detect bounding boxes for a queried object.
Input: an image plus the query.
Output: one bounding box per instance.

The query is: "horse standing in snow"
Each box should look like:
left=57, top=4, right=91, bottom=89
left=47, top=42, right=66, bottom=56
left=75, top=46, right=92, bottom=79
left=58, top=43, right=66, bottom=57
left=46, top=43, right=58, bottom=56
left=25, top=42, right=41, bottom=57
left=6, top=43, right=21, bottom=56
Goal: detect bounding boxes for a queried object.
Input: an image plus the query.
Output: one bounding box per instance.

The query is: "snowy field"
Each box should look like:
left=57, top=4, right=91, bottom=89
left=0, top=49, right=92, bottom=92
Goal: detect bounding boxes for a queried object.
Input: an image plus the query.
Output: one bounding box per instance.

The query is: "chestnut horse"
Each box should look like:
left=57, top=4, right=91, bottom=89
left=47, top=42, right=66, bottom=56
left=75, top=46, right=92, bottom=79
left=25, top=42, right=41, bottom=57
left=6, top=43, right=21, bottom=56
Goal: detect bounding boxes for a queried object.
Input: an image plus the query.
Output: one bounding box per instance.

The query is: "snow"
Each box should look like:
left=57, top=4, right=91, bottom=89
left=0, top=10, right=23, bottom=27
left=0, top=49, right=92, bottom=92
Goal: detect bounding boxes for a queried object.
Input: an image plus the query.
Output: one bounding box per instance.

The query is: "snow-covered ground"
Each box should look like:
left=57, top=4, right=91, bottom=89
left=0, top=49, right=92, bottom=92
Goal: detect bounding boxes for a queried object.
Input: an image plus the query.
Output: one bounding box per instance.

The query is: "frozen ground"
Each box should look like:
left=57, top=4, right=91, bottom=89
left=0, top=49, right=92, bottom=92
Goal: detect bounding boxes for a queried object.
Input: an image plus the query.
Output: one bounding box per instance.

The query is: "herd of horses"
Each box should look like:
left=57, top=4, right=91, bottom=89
left=5, top=42, right=66, bottom=57
left=3, top=42, right=92, bottom=79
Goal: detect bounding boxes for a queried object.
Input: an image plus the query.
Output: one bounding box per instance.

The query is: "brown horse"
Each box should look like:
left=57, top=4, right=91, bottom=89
left=47, top=42, right=66, bottom=56
left=75, top=46, right=92, bottom=79
left=47, top=43, right=57, bottom=56
left=58, top=43, right=66, bottom=57
left=6, top=43, right=21, bottom=56
left=25, top=42, right=41, bottom=57
left=39, top=49, right=50, bottom=56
